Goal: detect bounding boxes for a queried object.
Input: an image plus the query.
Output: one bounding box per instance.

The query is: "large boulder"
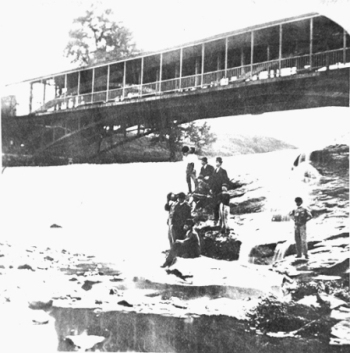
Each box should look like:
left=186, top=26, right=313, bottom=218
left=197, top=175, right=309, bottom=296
left=199, top=229, right=241, bottom=261
left=310, top=144, right=349, bottom=178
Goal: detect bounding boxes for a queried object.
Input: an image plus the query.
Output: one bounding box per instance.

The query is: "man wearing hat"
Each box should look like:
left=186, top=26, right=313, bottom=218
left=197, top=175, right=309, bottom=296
left=161, top=218, right=201, bottom=267
left=210, top=157, right=230, bottom=224
left=172, top=192, right=192, bottom=241
left=191, top=175, right=211, bottom=211
left=199, top=157, right=215, bottom=183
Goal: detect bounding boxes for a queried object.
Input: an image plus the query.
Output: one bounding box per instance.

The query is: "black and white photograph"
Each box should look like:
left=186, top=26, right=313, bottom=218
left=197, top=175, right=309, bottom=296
left=0, top=0, right=349, bottom=351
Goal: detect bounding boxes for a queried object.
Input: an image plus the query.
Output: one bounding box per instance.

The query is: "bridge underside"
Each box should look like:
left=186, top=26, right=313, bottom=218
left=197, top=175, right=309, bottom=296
left=2, top=68, right=349, bottom=161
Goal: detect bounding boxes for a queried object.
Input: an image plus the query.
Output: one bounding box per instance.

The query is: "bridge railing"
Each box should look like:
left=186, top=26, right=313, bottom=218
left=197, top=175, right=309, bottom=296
left=24, top=47, right=350, bottom=114
left=312, top=48, right=345, bottom=69
left=202, top=70, right=226, bottom=85
left=124, top=85, right=141, bottom=99
left=281, top=54, right=310, bottom=71
left=93, top=91, right=108, bottom=103
left=141, top=82, right=159, bottom=96
left=161, top=78, right=180, bottom=93
left=252, top=60, right=279, bottom=79
left=226, top=66, right=252, bottom=81
left=181, top=74, right=202, bottom=89
left=108, top=88, right=123, bottom=101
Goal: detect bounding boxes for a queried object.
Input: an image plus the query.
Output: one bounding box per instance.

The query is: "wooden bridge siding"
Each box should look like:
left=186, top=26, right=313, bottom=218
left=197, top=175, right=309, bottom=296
left=2, top=68, right=349, bottom=156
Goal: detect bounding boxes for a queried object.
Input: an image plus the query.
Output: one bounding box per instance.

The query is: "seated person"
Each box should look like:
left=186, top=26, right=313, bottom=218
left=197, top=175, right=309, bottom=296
left=191, top=176, right=211, bottom=210
left=161, top=218, right=200, bottom=268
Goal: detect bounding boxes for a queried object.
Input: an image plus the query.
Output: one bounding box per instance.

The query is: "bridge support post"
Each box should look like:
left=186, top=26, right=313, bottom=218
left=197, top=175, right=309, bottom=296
left=179, top=48, right=183, bottom=90
left=106, top=65, right=110, bottom=101
left=29, top=83, right=33, bottom=113
left=309, top=18, right=313, bottom=70
left=92, top=68, right=95, bottom=101
left=122, top=61, right=126, bottom=99
left=159, top=53, right=163, bottom=93
left=343, top=29, right=347, bottom=64
left=42, top=79, right=46, bottom=107
left=278, top=24, right=282, bottom=77
left=225, top=37, right=228, bottom=78
left=140, top=57, right=144, bottom=97
left=201, top=43, right=205, bottom=86
left=250, top=31, right=254, bottom=78
left=78, top=71, right=81, bottom=97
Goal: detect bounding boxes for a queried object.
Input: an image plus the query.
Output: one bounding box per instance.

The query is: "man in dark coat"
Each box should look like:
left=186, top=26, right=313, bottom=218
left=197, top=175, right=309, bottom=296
left=161, top=218, right=200, bottom=267
left=192, top=176, right=212, bottom=211
left=172, top=192, right=192, bottom=241
left=210, top=157, right=230, bottom=223
left=198, top=157, right=215, bottom=183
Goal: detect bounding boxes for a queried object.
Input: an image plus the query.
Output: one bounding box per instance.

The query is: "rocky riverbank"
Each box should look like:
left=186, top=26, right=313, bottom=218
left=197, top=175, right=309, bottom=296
left=0, top=144, right=348, bottom=351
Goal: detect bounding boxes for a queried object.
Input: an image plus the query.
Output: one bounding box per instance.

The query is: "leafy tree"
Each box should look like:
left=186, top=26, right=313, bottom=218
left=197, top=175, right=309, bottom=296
left=65, top=6, right=140, bottom=66
left=183, top=121, right=217, bottom=153
left=151, top=121, right=217, bottom=161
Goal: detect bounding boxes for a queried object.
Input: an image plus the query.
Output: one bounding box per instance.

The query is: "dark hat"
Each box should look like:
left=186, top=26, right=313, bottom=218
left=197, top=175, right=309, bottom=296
left=177, top=192, right=186, bottom=200
left=295, top=197, right=303, bottom=203
left=200, top=157, right=208, bottom=163
left=184, top=218, right=195, bottom=227
left=182, top=146, right=189, bottom=153
left=216, top=157, right=223, bottom=163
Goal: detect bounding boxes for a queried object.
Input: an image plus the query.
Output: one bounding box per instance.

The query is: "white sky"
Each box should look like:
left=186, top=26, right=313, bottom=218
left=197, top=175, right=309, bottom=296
left=1, top=0, right=349, bottom=85
left=0, top=0, right=349, bottom=149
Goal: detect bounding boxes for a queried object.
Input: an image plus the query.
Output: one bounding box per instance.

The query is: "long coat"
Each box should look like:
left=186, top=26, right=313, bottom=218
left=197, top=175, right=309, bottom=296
left=172, top=202, right=191, bottom=240
left=199, top=164, right=215, bottom=180
left=210, top=168, right=229, bottom=194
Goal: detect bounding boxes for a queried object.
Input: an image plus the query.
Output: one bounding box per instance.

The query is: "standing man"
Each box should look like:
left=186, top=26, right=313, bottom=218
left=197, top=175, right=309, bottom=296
left=199, top=157, right=215, bottom=183
left=182, top=146, right=198, bottom=194
left=210, top=157, right=230, bottom=224
left=289, top=197, right=313, bottom=259
left=172, top=192, right=192, bottom=241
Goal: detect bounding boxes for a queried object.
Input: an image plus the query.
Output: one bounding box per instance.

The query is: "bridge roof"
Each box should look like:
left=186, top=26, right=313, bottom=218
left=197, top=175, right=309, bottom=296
left=14, top=12, right=320, bottom=85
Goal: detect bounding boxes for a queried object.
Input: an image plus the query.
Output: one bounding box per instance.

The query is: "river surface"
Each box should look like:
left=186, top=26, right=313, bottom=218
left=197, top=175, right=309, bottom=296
left=0, top=149, right=311, bottom=269
left=1, top=148, right=345, bottom=353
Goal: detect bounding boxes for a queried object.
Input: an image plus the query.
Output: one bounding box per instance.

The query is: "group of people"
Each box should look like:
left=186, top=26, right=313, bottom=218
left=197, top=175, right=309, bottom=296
left=183, top=146, right=232, bottom=231
left=162, top=146, right=314, bottom=267
left=161, top=146, right=233, bottom=267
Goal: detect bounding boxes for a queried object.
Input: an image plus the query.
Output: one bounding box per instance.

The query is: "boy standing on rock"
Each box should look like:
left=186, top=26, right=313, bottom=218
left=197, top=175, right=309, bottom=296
left=289, top=197, right=313, bottom=259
